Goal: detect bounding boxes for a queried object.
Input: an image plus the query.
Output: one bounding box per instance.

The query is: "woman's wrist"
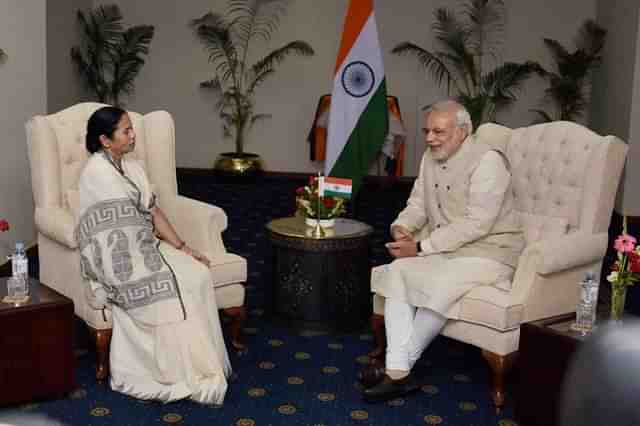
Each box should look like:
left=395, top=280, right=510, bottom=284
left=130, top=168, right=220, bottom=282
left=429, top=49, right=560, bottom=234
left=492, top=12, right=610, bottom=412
left=176, top=240, right=186, bottom=250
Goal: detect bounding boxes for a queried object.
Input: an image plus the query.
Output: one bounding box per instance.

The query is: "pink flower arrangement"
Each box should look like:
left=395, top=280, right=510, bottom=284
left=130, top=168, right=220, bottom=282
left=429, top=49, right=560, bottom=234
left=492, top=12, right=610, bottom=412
left=607, top=217, right=640, bottom=320
left=608, top=231, right=640, bottom=285
left=0, top=219, right=9, bottom=232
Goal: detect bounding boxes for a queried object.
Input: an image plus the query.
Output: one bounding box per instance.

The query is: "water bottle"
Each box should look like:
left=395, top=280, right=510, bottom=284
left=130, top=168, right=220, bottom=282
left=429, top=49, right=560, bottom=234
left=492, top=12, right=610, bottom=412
left=575, top=271, right=599, bottom=334
left=11, top=241, right=29, bottom=283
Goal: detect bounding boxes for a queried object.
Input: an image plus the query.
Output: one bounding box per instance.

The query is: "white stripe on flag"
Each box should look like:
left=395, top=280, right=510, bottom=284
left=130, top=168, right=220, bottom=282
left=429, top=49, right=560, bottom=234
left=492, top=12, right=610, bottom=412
left=325, top=13, right=385, bottom=175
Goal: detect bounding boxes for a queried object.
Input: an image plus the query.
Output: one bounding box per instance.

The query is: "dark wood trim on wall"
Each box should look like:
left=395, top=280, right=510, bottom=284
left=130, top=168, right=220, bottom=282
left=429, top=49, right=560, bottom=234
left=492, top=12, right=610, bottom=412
left=176, top=167, right=417, bottom=185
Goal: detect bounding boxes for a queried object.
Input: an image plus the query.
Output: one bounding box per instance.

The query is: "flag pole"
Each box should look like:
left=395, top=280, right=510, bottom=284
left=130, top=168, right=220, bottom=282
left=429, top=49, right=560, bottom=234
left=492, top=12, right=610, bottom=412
left=312, top=172, right=325, bottom=238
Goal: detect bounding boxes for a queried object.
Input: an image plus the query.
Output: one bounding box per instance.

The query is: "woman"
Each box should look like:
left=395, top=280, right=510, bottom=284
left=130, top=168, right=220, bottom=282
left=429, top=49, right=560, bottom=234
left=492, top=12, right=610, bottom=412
left=76, top=106, right=231, bottom=405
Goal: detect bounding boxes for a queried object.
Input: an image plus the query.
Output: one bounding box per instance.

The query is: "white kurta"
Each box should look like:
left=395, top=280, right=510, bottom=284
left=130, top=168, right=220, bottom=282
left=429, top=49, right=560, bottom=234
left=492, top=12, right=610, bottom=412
left=372, top=149, right=517, bottom=318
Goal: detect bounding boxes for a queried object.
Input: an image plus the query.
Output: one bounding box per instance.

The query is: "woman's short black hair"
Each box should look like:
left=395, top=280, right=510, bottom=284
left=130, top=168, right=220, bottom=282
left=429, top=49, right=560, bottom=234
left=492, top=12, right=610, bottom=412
left=85, top=106, right=127, bottom=154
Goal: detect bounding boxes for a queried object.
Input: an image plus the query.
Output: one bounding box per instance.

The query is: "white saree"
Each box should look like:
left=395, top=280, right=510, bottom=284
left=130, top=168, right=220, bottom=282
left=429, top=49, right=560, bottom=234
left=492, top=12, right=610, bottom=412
left=76, top=152, right=231, bottom=405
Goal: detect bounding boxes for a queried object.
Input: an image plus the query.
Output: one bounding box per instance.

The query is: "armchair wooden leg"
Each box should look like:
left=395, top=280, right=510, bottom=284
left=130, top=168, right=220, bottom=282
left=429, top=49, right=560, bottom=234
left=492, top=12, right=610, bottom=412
left=482, top=350, right=517, bottom=412
left=224, top=306, right=247, bottom=352
left=368, top=313, right=386, bottom=360
left=89, top=327, right=112, bottom=382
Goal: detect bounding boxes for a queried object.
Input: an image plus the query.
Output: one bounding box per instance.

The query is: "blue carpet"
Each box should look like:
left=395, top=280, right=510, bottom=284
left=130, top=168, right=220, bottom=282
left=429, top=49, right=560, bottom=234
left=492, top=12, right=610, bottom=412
left=0, top=173, right=519, bottom=426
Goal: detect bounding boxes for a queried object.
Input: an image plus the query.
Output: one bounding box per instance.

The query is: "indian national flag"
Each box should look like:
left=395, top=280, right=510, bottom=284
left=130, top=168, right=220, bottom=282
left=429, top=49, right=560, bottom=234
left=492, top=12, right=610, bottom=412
left=325, top=0, right=388, bottom=196
left=320, top=176, right=353, bottom=199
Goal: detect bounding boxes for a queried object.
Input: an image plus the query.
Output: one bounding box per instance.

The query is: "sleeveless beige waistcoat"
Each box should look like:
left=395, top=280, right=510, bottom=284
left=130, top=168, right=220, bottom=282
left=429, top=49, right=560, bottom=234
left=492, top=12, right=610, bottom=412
left=399, top=137, right=524, bottom=267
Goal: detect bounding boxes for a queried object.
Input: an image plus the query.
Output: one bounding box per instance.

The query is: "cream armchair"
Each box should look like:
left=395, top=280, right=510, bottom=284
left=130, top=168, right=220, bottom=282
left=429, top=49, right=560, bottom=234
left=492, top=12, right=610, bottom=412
left=370, top=121, right=627, bottom=409
left=26, top=103, right=247, bottom=380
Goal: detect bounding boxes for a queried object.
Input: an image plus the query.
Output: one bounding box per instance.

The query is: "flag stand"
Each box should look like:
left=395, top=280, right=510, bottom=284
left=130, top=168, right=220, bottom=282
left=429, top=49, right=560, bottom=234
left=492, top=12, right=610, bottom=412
left=312, top=172, right=325, bottom=238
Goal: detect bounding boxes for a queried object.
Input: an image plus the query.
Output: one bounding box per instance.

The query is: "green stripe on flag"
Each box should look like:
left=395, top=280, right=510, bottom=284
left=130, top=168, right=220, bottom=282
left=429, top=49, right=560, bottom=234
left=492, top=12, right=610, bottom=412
left=325, top=189, right=351, bottom=199
left=329, top=79, right=388, bottom=196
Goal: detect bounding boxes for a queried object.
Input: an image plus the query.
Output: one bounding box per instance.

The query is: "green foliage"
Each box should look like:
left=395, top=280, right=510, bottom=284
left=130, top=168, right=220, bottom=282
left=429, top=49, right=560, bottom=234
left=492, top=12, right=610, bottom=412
left=191, top=0, right=314, bottom=154
left=533, top=19, right=606, bottom=123
left=71, top=4, right=154, bottom=106
left=392, top=0, right=544, bottom=130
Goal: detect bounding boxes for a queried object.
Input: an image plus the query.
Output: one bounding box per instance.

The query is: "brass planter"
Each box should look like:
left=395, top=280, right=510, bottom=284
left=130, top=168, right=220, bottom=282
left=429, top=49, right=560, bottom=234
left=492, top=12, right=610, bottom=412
left=213, top=152, right=264, bottom=178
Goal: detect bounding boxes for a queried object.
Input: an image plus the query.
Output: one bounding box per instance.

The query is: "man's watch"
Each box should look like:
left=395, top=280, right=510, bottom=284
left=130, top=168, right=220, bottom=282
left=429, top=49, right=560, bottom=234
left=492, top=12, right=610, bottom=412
left=416, top=241, right=422, bottom=254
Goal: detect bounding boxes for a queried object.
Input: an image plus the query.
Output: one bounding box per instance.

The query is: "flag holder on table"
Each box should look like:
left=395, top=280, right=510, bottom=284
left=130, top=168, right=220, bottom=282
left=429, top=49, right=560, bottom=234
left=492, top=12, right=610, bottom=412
left=312, top=172, right=326, bottom=238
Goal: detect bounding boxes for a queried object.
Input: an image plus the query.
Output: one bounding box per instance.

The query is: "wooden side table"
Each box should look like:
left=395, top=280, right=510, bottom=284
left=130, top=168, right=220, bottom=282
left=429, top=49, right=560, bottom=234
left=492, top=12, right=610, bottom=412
left=266, top=217, right=373, bottom=332
left=0, top=277, right=75, bottom=406
left=515, top=313, right=589, bottom=426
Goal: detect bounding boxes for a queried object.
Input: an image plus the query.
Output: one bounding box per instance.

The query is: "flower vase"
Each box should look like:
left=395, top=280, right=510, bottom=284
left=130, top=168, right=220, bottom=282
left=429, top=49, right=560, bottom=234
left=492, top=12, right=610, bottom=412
left=305, top=217, right=335, bottom=228
left=610, top=284, right=627, bottom=321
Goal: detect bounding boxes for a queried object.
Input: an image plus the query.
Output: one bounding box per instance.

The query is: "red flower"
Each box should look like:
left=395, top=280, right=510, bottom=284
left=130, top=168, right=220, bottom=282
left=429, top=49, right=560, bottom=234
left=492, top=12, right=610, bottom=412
left=322, top=197, right=336, bottom=208
left=0, top=219, right=9, bottom=232
left=629, top=251, right=640, bottom=273
left=309, top=176, right=316, bottom=185
left=295, top=187, right=305, bottom=195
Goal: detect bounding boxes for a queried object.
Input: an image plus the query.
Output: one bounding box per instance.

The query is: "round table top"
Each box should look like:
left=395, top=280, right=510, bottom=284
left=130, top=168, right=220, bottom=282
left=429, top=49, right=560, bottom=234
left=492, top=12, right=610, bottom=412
left=266, top=216, right=373, bottom=240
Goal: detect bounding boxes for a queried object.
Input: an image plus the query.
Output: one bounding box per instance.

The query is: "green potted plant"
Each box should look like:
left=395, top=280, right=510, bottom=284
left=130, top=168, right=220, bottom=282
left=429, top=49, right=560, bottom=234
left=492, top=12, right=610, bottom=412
left=391, top=0, right=543, bottom=130
left=531, top=20, right=606, bottom=123
left=190, top=0, right=314, bottom=177
left=71, top=4, right=154, bottom=106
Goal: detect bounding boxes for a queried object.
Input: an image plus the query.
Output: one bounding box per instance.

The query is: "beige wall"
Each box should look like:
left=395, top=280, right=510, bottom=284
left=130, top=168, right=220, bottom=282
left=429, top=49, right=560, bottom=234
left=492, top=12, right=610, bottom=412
left=0, top=0, right=47, bottom=260
left=591, top=0, right=640, bottom=215
left=97, top=0, right=597, bottom=176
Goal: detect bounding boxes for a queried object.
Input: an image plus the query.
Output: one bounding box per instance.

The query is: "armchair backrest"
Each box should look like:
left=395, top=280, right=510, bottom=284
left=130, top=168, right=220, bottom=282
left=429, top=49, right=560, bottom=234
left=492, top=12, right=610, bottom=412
left=477, top=122, right=627, bottom=244
left=26, top=103, right=179, bottom=212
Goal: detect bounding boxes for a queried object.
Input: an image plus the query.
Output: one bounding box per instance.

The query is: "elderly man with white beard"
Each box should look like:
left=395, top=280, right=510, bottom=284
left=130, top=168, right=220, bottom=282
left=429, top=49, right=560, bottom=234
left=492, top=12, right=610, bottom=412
left=360, top=100, right=525, bottom=402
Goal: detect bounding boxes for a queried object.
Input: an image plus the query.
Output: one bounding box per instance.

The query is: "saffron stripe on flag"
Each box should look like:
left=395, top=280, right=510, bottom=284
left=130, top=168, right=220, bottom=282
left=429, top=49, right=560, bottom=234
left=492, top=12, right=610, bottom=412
left=324, top=177, right=352, bottom=199
left=325, top=0, right=388, bottom=197
left=325, top=177, right=352, bottom=186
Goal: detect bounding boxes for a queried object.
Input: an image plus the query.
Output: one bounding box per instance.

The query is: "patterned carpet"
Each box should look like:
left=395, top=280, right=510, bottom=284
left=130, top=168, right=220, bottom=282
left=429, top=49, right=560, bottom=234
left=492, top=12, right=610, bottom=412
left=0, top=172, right=520, bottom=426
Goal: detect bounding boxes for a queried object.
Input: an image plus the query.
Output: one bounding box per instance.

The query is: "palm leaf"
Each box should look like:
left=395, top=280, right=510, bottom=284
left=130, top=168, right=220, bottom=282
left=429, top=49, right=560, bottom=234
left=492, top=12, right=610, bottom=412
left=247, top=67, right=275, bottom=94
left=462, top=0, right=505, bottom=61
left=576, top=19, right=606, bottom=57
left=251, top=113, right=272, bottom=125
left=82, top=5, right=123, bottom=55
left=433, top=8, right=476, bottom=89
left=539, top=19, right=607, bottom=122
left=250, top=40, right=313, bottom=88
left=483, top=61, right=545, bottom=108
left=227, top=0, right=288, bottom=44
left=191, top=12, right=239, bottom=86
left=542, top=38, right=571, bottom=66
left=391, top=42, right=454, bottom=93
left=111, top=25, right=155, bottom=105
left=73, top=4, right=125, bottom=102
left=72, top=4, right=153, bottom=104
left=530, top=109, right=554, bottom=123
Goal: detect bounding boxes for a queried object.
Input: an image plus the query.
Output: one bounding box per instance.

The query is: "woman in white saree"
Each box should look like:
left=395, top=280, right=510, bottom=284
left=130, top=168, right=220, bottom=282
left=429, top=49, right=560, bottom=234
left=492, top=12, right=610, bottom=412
left=76, top=106, right=231, bottom=405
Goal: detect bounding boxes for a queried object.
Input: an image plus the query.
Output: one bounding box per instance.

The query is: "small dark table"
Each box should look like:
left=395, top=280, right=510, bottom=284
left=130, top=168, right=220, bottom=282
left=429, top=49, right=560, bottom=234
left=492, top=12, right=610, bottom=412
left=266, top=217, right=373, bottom=332
left=0, top=277, right=75, bottom=406
left=516, top=313, right=591, bottom=426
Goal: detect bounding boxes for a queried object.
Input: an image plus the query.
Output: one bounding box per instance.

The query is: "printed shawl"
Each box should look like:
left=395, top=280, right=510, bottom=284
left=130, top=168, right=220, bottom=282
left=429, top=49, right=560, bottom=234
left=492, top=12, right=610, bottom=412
left=75, top=153, right=185, bottom=326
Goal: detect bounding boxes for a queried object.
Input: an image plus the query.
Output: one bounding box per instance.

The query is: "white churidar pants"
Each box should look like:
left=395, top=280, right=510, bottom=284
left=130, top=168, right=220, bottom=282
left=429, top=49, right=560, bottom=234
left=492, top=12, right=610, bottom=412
left=384, top=298, right=447, bottom=372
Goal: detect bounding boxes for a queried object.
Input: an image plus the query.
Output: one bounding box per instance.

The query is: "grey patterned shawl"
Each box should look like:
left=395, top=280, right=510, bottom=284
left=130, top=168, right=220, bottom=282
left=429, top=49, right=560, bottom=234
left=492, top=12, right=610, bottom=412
left=75, top=153, right=185, bottom=326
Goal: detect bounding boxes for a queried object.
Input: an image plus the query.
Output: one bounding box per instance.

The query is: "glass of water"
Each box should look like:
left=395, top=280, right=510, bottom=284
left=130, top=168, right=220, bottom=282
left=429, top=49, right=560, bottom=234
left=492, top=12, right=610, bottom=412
left=6, top=276, right=28, bottom=300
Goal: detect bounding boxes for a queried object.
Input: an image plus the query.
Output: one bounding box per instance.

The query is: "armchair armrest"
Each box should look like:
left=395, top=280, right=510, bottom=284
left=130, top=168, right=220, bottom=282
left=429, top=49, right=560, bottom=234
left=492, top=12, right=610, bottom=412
left=161, top=195, right=228, bottom=256
left=530, top=231, right=608, bottom=275
left=34, top=206, right=77, bottom=249
left=509, top=231, right=608, bottom=321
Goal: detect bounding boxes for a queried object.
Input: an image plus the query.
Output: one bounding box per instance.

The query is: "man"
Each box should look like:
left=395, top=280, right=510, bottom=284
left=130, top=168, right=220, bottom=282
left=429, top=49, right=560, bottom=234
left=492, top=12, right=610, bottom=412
left=361, top=100, right=524, bottom=402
